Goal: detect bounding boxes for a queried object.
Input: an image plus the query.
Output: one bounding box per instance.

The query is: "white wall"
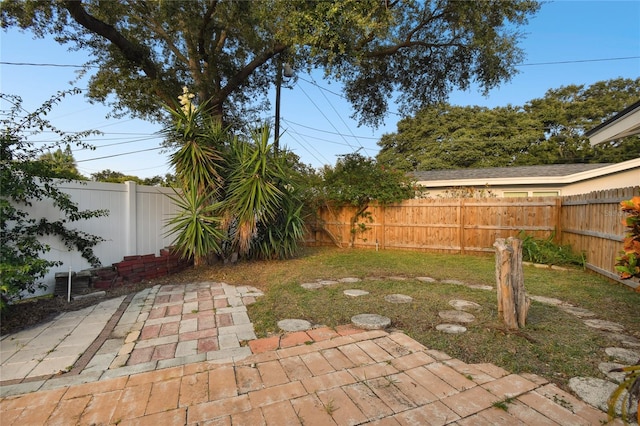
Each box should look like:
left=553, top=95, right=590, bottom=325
left=23, top=180, right=180, bottom=297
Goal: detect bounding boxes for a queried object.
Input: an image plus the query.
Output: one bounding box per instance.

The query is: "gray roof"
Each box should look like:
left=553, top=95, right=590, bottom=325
left=410, top=163, right=614, bottom=182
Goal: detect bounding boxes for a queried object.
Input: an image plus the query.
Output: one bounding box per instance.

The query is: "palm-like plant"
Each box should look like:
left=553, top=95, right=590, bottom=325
left=164, top=182, right=223, bottom=266
left=162, top=89, right=226, bottom=266
left=222, top=125, right=285, bottom=256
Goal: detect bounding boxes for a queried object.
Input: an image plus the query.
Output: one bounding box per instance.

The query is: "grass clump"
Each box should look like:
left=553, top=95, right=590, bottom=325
left=518, top=231, right=586, bottom=267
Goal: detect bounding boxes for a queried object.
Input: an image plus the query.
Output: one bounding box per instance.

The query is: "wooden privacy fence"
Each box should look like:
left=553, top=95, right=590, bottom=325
left=307, top=186, right=639, bottom=287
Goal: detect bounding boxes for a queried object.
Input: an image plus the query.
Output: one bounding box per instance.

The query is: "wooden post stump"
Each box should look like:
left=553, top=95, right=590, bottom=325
left=494, top=237, right=530, bottom=330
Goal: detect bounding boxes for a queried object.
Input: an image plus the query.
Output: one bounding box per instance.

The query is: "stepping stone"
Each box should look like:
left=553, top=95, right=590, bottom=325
left=416, top=277, right=437, bottom=283
left=339, top=277, right=361, bottom=283
left=438, top=310, right=476, bottom=323
left=278, top=319, right=312, bottom=332
left=441, top=279, right=465, bottom=286
left=584, top=319, right=625, bottom=332
left=568, top=377, right=624, bottom=413
left=607, top=333, right=640, bottom=348
left=344, top=289, right=369, bottom=297
left=351, top=314, right=391, bottom=330
left=436, top=324, right=467, bottom=334
left=467, top=284, right=493, bottom=291
left=301, top=282, right=324, bottom=290
left=317, top=280, right=339, bottom=286
left=388, top=276, right=407, bottom=281
left=598, top=362, right=627, bottom=384
left=448, top=299, right=482, bottom=312
left=605, top=347, right=640, bottom=364
left=384, top=294, right=413, bottom=304
left=529, top=295, right=565, bottom=306
left=560, top=306, right=596, bottom=318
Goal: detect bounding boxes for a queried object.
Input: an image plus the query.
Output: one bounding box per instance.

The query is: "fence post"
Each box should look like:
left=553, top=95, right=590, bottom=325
left=124, top=181, right=137, bottom=256
left=555, top=197, right=562, bottom=244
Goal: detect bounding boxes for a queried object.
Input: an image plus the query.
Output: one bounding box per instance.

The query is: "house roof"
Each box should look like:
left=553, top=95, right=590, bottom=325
left=410, top=163, right=612, bottom=181
left=410, top=158, right=640, bottom=188
left=586, top=99, right=640, bottom=145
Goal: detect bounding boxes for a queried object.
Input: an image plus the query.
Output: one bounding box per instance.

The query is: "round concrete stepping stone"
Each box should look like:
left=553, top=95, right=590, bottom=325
left=605, top=347, right=640, bottom=364
left=436, top=324, right=467, bottom=334
left=344, top=289, right=369, bottom=297
left=416, top=277, right=437, bottom=283
left=438, top=310, right=476, bottom=323
left=301, top=282, right=323, bottom=290
left=339, top=277, right=361, bottom=283
left=598, top=362, right=627, bottom=384
left=583, top=319, right=625, bottom=332
left=559, top=306, right=596, bottom=318
left=568, top=377, right=621, bottom=413
left=278, top=319, right=312, bottom=332
left=448, top=299, right=482, bottom=312
left=351, top=314, right=391, bottom=330
left=384, top=294, right=413, bottom=304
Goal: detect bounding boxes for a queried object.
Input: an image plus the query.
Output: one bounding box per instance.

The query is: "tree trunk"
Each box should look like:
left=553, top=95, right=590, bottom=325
left=494, top=237, right=530, bottom=330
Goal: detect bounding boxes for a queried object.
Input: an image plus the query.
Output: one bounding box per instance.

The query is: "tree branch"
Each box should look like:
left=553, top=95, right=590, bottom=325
left=64, top=0, right=172, bottom=104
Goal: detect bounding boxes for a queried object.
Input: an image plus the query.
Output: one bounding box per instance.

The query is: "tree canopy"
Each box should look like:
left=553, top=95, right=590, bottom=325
left=1, top=0, right=540, bottom=128
left=376, top=78, right=640, bottom=171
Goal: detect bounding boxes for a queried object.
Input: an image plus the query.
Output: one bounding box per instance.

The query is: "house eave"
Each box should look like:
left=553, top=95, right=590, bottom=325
left=587, top=100, right=640, bottom=146
left=415, top=158, right=640, bottom=188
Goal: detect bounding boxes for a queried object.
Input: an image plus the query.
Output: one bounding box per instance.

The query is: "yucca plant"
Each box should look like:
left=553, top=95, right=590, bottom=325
left=162, top=88, right=226, bottom=266
left=164, top=182, right=223, bottom=267
left=608, top=362, right=640, bottom=424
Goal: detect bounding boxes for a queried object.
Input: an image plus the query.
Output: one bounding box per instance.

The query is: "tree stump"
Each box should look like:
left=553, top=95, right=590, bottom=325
left=494, top=237, right=530, bottom=330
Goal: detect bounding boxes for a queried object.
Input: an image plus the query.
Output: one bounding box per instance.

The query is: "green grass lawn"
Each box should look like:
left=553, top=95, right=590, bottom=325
left=195, top=246, right=640, bottom=389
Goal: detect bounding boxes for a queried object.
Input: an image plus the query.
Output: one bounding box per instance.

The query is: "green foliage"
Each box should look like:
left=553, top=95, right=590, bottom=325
left=38, top=144, right=86, bottom=180
left=377, top=78, right=640, bottom=171
left=163, top=94, right=306, bottom=264
left=0, top=91, right=107, bottom=311
left=164, top=182, right=223, bottom=265
left=517, top=231, right=585, bottom=267
left=1, top=0, right=540, bottom=128
left=615, top=196, right=640, bottom=280
left=320, top=153, right=415, bottom=247
left=90, top=169, right=176, bottom=187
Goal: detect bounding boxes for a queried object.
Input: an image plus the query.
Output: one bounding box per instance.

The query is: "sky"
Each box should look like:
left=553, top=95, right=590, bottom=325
left=1, top=1, right=639, bottom=179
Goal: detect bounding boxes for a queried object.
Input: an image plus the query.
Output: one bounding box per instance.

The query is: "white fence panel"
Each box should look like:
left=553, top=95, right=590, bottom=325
left=24, top=180, right=179, bottom=297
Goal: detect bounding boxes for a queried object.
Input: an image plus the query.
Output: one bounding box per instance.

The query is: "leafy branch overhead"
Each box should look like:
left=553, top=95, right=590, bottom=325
left=0, top=0, right=540, bottom=127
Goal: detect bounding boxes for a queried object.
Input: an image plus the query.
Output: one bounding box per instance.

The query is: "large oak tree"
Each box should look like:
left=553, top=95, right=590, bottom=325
left=1, top=0, right=540, bottom=128
left=377, top=78, right=640, bottom=170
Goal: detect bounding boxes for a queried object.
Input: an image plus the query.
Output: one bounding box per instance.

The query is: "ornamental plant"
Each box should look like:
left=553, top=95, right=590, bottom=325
left=615, top=196, right=640, bottom=280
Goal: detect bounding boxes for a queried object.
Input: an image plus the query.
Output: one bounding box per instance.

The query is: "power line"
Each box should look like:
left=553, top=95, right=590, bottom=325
left=517, top=56, right=640, bottom=67
left=75, top=146, right=162, bottom=162
left=4, top=56, right=637, bottom=69
left=282, top=119, right=381, bottom=139
left=295, top=83, right=358, bottom=152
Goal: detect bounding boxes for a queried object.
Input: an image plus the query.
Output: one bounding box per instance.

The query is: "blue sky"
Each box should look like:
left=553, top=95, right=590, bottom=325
left=1, top=1, right=639, bottom=178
